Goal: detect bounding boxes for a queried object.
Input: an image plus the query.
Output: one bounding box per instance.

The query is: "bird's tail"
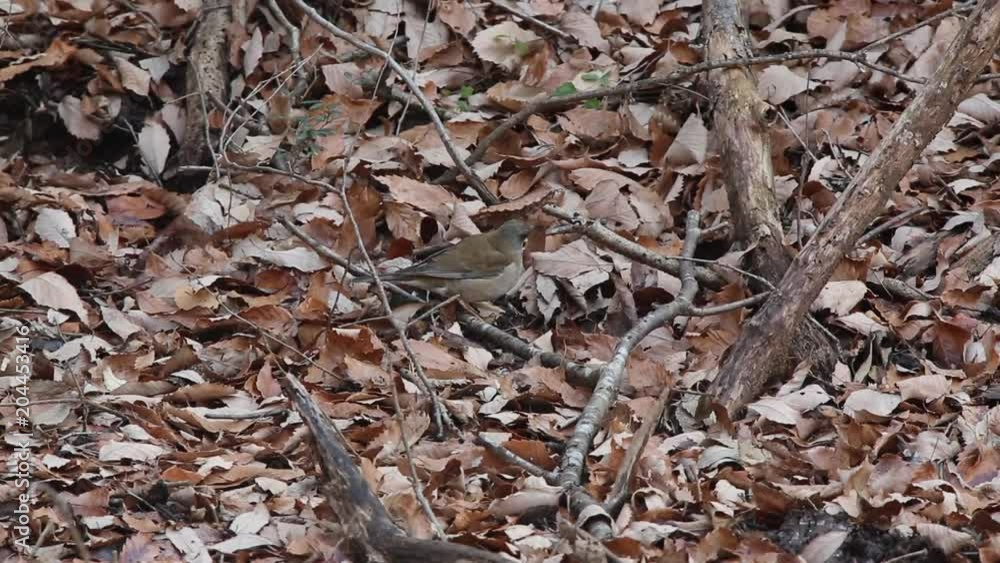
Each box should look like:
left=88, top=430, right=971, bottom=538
left=353, top=270, right=400, bottom=282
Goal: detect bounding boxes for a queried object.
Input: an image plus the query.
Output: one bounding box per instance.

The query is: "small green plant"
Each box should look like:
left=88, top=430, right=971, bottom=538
left=554, top=82, right=577, bottom=96
left=293, top=101, right=341, bottom=157
left=554, top=79, right=604, bottom=109
left=580, top=71, right=611, bottom=87
left=457, top=85, right=474, bottom=111
left=513, top=39, right=532, bottom=57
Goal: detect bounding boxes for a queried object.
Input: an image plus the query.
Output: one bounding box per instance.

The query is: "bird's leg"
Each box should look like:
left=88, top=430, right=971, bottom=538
left=456, top=298, right=490, bottom=324
left=405, top=294, right=461, bottom=330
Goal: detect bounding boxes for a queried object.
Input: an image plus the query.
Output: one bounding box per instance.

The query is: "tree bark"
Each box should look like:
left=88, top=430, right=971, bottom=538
left=280, top=373, right=510, bottom=563
left=702, top=0, right=838, bottom=381
left=704, top=0, right=1000, bottom=416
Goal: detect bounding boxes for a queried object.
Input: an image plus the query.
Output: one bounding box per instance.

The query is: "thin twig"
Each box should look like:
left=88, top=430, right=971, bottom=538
left=203, top=407, right=287, bottom=419
left=328, top=140, right=457, bottom=436
left=487, top=0, right=573, bottom=41
left=883, top=549, right=929, bottom=563
left=289, top=0, right=497, bottom=204
left=857, top=206, right=927, bottom=245
left=543, top=205, right=725, bottom=288
left=689, top=293, right=769, bottom=316
left=435, top=48, right=942, bottom=184
left=457, top=311, right=601, bottom=387
left=390, top=380, right=446, bottom=538
left=276, top=215, right=421, bottom=302
left=603, top=386, right=671, bottom=514
left=184, top=276, right=349, bottom=384
left=860, top=5, right=973, bottom=52
left=475, top=435, right=558, bottom=483
left=406, top=295, right=461, bottom=329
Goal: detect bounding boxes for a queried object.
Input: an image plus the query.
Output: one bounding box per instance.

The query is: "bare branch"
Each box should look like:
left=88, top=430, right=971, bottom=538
left=457, top=311, right=601, bottom=387
left=475, top=435, right=558, bottom=482
left=603, top=386, right=671, bottom=514
left=856, top=206, right=927, bottom=245
left=558, top=212, right=700, bottom=491
left=543, top=205, right=725, bottom=288
left=390, top=381, right=446, bottom=538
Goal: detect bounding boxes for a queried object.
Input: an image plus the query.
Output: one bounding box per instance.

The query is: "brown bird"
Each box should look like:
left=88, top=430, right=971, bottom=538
left=356, top=220, right=532, bottom=302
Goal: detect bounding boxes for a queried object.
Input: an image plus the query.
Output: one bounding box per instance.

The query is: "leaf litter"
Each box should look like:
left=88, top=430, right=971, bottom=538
left=0, top=0, right=999, bottom=560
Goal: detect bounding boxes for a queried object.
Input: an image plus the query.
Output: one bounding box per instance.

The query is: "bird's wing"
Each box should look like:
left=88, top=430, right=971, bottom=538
left=401, top=239, right=510, bottom=279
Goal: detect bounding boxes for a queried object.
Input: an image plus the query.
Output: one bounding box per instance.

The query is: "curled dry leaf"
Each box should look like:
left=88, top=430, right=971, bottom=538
left=896, top=374, right=950, bottom=402
left=757, top=65, right=810, bottom=105
left=405, top=340, right=487, bottom=379
left=843, top=389, right=900, bottom=418
left=557, top=108, right=622, bottom=142
left=101, top=305, right=143, bottom=340
left=799, top=530, right=848, bottom=563
left=664, top=113, right=708, bottom=166
left=33, top=207, right=76, bottom=248
left=210, top=535, right=276, bottom=554
left=19, top=272, right=91, bottom=326
left=914, top=523, right=974, bottom=555
left=99, top=441, right=166, bottom=462
left=168, top=383, right=239, bottom=404
left=559, top=11, right=609, bottom=52
left=378, top=175, right=459, bottom=221
left=0, top=38, right=76, bottom=84
left=138, top=121, right=171, bottom=175
left=618, top=0, right=660, bottom=26
left=438, top=0, right=476, bottom=34
left=811, top=280, right=867, bottom=316
left=471, top=22, right=541, bottom=71
left=58, top=95, right=101, bottom=140
left=486, top=80, right=547, bottom=111
left=242, top=27, right=263, bottom=75
left=114, top=55, right=151, bottom=95
left=532, top=239, right=612, bottom=294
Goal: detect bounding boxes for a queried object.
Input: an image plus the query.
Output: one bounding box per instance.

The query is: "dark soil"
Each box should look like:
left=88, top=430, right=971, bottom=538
left=748, top=509, right=948, bottom=562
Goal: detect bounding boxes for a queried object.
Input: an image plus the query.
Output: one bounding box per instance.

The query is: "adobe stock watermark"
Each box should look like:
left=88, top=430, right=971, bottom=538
left=4, top=323, right=34, bottom=553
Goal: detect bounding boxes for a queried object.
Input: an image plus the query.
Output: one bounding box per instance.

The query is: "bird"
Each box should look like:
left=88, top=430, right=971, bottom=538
left=355, top=220, right=532, bottom=302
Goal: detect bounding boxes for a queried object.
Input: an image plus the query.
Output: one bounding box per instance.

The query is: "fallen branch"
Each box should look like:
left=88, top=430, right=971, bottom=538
left=543, top=205, right=725, bottom=288
left=603, top=386, right=671, bottom=514
left=702, top=0, right=1000, bottom=416
left=279, top=371, right=510, bottom=563
left=545, top=211, right=700, bottom=540
left=457, top=311, right=601, bottom=387
left=475, top=435, right=558, bottom=482
left=558, top=212, right=698, bottom=488
left=175, top=4, right=229, bottom=169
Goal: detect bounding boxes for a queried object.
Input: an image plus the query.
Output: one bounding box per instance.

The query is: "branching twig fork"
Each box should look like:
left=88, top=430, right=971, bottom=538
left=289, top=0, right=497, bottom=204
